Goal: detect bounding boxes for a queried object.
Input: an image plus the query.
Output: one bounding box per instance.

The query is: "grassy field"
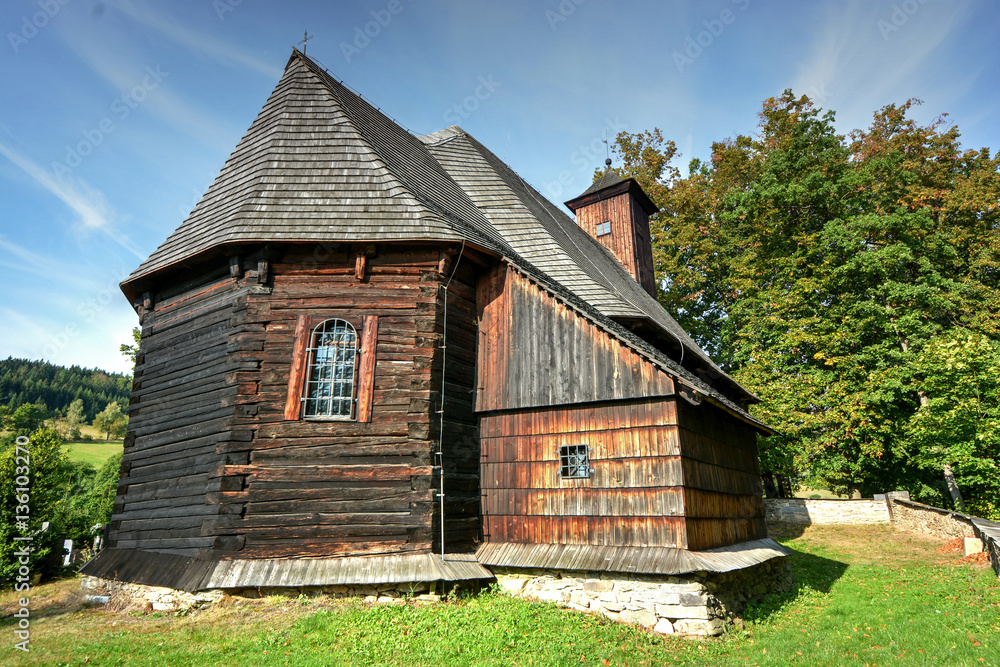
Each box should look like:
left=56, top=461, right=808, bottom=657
left=1, top=526, right=997, bottom=666
left=62, top=440, right=123, bottom=467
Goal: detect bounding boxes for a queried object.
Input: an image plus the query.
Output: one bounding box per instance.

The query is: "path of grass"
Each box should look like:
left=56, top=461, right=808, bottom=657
left=2, top=526, right=997, bottom=666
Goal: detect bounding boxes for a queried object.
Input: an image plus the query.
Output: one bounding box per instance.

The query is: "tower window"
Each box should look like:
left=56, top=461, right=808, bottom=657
left=596, top=221, right=612, bottom=237
left=559, top=444, right=592, bottom=479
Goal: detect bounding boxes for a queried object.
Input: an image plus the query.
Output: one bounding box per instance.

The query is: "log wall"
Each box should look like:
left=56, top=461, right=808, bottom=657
left=208, top=245, right=481, bottom=559
left=113, top=272, right=246, bottom=556
left=111, top=244, right=481, bottom=561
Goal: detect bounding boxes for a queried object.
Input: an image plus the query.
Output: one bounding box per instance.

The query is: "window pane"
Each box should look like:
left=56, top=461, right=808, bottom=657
left=303, top=319, right=357, bottom=418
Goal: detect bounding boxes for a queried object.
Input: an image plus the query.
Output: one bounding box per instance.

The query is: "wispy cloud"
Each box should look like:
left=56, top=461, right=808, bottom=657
left=790, top=0, right=971, bottom=133
left=0, top=142, right=144, bottom=259
left=107, top=0, right=282, bottom=80
left=54, top=22, right=238, bottom=154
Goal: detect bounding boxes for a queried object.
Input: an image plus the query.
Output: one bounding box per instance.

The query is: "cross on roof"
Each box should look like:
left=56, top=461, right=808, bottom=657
left=298, top=30, right=313, bottom=54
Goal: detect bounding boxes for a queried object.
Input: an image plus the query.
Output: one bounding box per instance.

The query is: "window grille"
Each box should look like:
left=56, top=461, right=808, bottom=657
left=596, top=221, right=612, bottom=237
left=302, top=318, right=357, bottom=419
left=559, top=444, right=592, bottom=479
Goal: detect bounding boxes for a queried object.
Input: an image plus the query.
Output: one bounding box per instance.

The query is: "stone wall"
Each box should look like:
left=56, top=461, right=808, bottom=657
left=493, top=557, right=792, bottom=637
left=764, top=499, right=890, bottom=526
left=889, top=499, right=978, bottom=540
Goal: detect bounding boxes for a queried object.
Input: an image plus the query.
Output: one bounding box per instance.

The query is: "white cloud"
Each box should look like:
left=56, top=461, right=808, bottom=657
left=107, top=0, right=282, bottom=80
left=0, top=142, right=144, bottom=259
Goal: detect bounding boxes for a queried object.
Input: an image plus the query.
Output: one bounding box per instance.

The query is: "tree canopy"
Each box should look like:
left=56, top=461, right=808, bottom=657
left=610, top=92, right=1000, bottom=517
left=0, top=357, right=130, bottom=422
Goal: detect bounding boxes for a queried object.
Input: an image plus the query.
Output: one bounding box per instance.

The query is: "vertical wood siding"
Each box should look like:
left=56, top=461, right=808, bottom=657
left=476, top=265, right=675, bottom=412
left=574, top=192, right=656, bottom=297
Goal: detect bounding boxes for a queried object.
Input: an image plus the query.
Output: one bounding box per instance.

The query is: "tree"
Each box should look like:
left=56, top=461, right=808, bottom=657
left=0, top=428, right=70, bottom=583
left=93, top=402, right=127, bottom=441
left=610, top=92, right=1000, bottom=507
left=66, top=398, right=85, bottom=440
left=120, top=327, right=141, bottom=365
left=4, top=403, right=48, bottom=436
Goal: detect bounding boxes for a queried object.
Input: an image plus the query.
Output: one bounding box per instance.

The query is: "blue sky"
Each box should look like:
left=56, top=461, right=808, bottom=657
left=1, top=0, right=997, bottom=375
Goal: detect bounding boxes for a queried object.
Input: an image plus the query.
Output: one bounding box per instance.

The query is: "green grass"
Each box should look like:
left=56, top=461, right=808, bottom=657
left=62, top=440, right=123, bottom=467
left=2, top=526, right=997, bottom=666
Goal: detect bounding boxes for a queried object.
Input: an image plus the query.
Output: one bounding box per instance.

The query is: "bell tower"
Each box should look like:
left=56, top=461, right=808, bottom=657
left=564, top=160, right=659, bottom=297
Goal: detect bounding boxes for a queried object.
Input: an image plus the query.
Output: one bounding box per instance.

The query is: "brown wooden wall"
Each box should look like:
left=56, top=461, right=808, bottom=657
left=476, top=265, right=674, bottom=412
left=676, top=399, right=767, bottom=550
left=480, top=398, right=688, bottom=549
left=575, top=192, right=656, bottom=296
left=111, top=243, right=481, bottom=561
left=112, top=274, right=245, bottom=557
left=206, top=245, right=481, bottom=559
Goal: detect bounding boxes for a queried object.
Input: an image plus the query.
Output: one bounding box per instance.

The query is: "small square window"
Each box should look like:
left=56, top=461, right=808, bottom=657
left=559, top=444, right=592, bottom=479
left=596, top=221, right=612, bottom=237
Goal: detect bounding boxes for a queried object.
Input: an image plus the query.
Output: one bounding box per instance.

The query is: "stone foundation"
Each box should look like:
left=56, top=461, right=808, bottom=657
left=493, top=557, right=793, bottom=636
left=80, top=576, right=453, bottom=611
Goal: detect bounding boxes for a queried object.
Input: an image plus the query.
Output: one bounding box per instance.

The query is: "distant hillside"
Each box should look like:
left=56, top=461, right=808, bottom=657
left=0, top=357, right=131, bottom=422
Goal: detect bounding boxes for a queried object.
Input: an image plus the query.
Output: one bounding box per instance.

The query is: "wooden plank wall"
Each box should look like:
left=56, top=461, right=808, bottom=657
left=112, top=274, right=246, bottom=557
left=676, top=399, right=767, bottom=550
left=476, top=265, right=675, bottom=412
left=574, top=193, right=656, bottom=296
left=206, top=245, right=481, bottom=559
left=480, top=398, right=688, bottom=549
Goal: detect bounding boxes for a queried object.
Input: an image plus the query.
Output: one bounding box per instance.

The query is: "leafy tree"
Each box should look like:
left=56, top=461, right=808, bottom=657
left=0, top=428, right=70, bottom=583
left=4, top=403, right=48, bottom=436
left=65, top=398, right=85, bottom=440
left=120, top=327, right=141, bottom=365
left=93, top=402, right=127, bottom=441
left=610, top=92, right=1000, bottom=508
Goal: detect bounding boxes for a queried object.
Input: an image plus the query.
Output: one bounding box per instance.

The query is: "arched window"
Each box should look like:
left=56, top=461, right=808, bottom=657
left=302, top=319, right=357, bottom=418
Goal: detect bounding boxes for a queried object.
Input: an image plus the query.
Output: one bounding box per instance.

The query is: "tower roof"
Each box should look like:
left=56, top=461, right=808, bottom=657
left=564, top=166, right=659, bottom=215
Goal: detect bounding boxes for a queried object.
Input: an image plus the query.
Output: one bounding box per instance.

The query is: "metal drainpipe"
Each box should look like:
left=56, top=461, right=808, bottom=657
left=437, top=241, right=465, bottom=561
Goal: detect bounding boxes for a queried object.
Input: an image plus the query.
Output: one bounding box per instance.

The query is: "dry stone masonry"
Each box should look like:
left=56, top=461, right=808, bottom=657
left=492, top=557, right=792, bottom=637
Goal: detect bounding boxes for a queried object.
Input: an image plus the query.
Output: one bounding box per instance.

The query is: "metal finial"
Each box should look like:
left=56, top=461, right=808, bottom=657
left=299, top=30, right=314, bottom=54
left=605, top=158, right=612, bottom=167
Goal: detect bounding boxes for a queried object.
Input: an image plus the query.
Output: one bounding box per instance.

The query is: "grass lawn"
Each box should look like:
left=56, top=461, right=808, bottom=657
left=62, top=440, right=123, bottom=467
left=1, top=526, right=997, bottom=666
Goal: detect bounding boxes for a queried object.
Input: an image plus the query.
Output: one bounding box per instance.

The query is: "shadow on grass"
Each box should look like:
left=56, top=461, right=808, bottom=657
left=738, top=544, right=848, bottom=626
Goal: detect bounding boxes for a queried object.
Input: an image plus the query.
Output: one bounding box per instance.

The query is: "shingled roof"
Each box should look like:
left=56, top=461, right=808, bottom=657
left=123, top=49, right=764, bottom=427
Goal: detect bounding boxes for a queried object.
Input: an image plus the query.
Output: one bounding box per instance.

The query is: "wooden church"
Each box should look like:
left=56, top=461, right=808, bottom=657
left=83, top=50, right=788, bottom=627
